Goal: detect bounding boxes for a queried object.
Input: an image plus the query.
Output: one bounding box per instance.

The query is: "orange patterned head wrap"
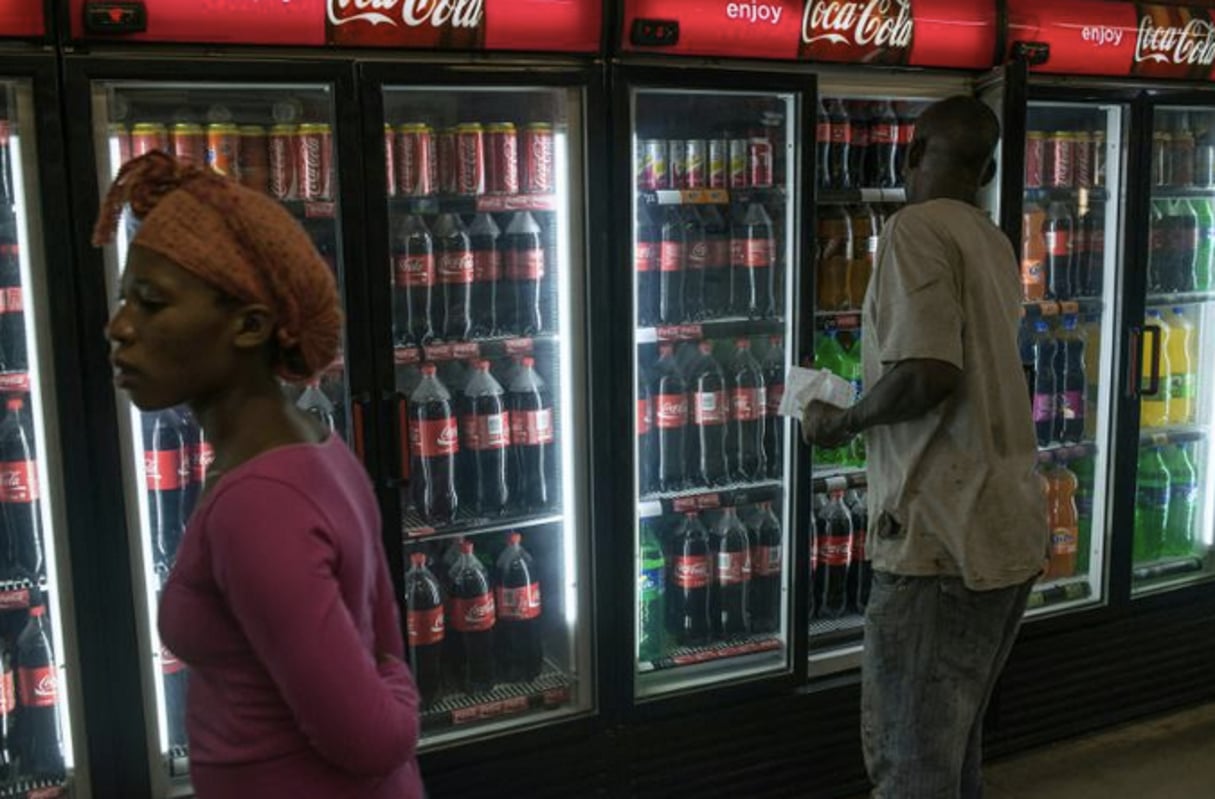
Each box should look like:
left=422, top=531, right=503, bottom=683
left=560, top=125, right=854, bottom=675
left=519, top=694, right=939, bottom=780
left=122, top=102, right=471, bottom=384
left=91, top=151, right=342, bottom=384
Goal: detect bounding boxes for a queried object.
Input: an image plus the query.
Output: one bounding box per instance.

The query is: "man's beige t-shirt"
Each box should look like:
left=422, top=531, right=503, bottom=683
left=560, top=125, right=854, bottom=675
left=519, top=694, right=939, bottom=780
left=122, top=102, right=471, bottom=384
left=860, top=198, right=1047, bottom=590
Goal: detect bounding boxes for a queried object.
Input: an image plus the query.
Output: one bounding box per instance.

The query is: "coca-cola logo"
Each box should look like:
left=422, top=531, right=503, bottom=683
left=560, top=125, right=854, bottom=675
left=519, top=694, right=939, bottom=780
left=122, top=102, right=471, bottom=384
left=437, top=426, right=459, bottom=448
left=464, top=598, right=493, bottom=621
left=802, top=0, right=913, bottom=49
left=327, top=0, right=484, bottom=29
left=658, top=399, right=686, bottom=418
left=35, top=673, right=56, bottom=699
left=1134, top=14, right=1215, bottom=67
left=676, top=560, right=709, bottom=580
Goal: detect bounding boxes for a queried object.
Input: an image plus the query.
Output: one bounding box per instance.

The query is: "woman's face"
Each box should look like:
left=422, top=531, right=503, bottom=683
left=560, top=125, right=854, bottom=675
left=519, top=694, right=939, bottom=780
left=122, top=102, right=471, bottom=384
left=107, top=245, right=240, bottom=411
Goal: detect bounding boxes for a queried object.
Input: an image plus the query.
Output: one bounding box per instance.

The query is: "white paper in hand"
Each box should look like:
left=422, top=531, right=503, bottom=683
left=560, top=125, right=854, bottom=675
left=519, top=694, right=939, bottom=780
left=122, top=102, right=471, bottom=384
left=778, top=367, right=857, bottom=424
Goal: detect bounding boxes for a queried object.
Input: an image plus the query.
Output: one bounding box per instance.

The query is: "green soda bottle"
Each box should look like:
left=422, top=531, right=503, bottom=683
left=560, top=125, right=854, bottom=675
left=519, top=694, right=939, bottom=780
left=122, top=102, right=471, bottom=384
left=1071, top=454, right=1095, bottom=574
left=841, top=339, right=865, bottom=468
left=813, top=332, right=846, bottom=467
left=1192, top=196, right=1215, bottom=291
left=1163, top=442, right=1198, bottom=557
left=638, top=522, right=666, bottom=662
left=1133, top=446, right=1170, bottom=564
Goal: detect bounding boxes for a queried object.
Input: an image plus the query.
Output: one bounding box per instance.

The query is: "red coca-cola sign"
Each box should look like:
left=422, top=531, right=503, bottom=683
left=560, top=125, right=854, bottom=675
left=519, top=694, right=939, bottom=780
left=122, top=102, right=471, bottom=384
left=1007, top=0, right=1215, bottom=79
left=622, top=0, right=997, bottom=69
left=0, top=0, right=44, bottom=38
left=71, top=0, right=602, bottom=52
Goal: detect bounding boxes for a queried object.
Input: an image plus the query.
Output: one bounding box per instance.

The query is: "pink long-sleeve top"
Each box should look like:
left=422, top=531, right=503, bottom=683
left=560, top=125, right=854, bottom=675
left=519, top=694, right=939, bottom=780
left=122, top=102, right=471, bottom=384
left=159, top=435, right=423, bottom=798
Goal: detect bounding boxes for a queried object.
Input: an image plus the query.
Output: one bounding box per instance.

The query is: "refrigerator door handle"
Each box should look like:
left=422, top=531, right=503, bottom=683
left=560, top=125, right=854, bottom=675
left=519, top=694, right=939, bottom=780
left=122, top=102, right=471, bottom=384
left=1132, top=324, right=1163, bottom=398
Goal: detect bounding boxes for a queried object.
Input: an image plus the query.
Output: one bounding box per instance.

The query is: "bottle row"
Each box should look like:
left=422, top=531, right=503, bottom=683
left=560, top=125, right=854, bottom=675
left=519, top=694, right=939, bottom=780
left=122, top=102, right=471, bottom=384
left=392, top=210, right=554, bottom=345
left=1147, top=198, right=1215, bottom=295
left=815, top=204, right=887, bottom=312
left=815, top=98, right=923, bottom=191
left=812, top=331, right=864, bottom=471
left=0, top=212, right=27, bottom=375
left=0, top=399, right=44, bottom=584
left=1021, top=315, right=1096, bottom=449
left=635, top=134, right=776, bottom=192
left=0, top=603, right=66, bottom=784
left=1151, top=111, right=1215, bottom=189
left=636, top=202, right=783, bottom=326
left=639, top=337, right=784, bottom=495
left=809, top=488, right=870, bottom=621
left=386, top=120, right=554, bottom=198
left=1021, top=197, right=1107, bottom=303
left=1135, top=441, right=1206, bottom=566
left=141, top=409, right=214, bottom=571
left=1140, top=308, right=1200, bottom=429
left=1025, top=128, right=1108, bottom=191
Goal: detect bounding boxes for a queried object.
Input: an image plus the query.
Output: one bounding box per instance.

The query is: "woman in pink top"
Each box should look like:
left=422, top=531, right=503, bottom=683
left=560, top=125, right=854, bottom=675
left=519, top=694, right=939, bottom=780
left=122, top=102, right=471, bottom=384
left=93, top=152, right=423, bottom=798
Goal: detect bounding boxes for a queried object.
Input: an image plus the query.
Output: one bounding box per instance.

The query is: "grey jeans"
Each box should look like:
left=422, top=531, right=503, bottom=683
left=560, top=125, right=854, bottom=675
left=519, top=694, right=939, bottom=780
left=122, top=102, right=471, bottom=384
left=861, top=571, right=1035, bottom=799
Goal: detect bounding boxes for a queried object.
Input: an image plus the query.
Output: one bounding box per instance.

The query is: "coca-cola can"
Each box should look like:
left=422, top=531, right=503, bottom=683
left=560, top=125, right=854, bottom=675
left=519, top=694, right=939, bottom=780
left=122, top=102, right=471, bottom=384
left=1045, top=131, right=1074, bottom=188
left=749, top=137, right=773, bottom=188
left=1025, top=130, right=1045, bottom=189
left=109, top=123, right=131, bottom=169
left=669, top=139, right=689, bottom=189
left=521, top=123, right=554, bottom=194
left=396, top=123, right=433, bottom=197
left=437, top=127, right=457, bottom=195
left=455, top=123, right=485, bottom=196
left=205, top=123, right=240, bottom=178
left=269, top=124, right=297, bottom=200
left=728, top=138, right=748, bottom=188
left=637, top=138, right=668, bottom=190
left=486, top=122, right=519, bottom=195
left=170, top=123, right=206, bottom=167
left=708, top=139, right=727, bottom=188
left=130, top=122, right=167, bottom=159
left=238, top=125, right=269, bottom=193
left=1073, top=131, right=1093, bottom=189
left=383, top=124, right=396, bottom=197
left=685, top=139, right=707, bottom=188
left=297, top=122, right=333, bottom=200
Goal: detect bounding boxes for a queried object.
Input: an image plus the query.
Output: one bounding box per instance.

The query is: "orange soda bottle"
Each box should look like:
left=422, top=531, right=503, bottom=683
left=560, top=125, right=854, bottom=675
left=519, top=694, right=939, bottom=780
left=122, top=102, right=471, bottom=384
left=817, top=205, right=852, bottom=310
left=1022, top=201, right=1047, bottom=301
left=1045, top=463, right=1079, bottom=581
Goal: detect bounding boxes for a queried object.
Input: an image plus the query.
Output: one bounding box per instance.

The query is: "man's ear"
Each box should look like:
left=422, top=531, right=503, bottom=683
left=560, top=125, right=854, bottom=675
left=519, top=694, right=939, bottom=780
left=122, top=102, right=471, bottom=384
left=233, top=306, right=275, bottom=350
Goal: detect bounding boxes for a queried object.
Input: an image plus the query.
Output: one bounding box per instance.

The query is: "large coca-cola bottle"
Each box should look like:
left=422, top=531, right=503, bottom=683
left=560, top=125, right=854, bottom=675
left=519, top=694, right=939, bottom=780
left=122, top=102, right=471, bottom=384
left=459, top=360, right=510, bottom=516
left=393, top=214, right=435, bottom=346
left=658, top=206, right=686, bottom=325
left=729, top=339, right=767, bottom=482
left=0, top=216, right=23, bottom=373
left=668, top=511, right=710, bottom=646
left=637, top=367, right=656, bottom=495
left=1045, top=201, right=1074, bottom=300
left=894, top=102, right=918, bottom=185
left=0, top=399, right=41, bottom=582
left=0, top=648, right=13, bottom=779
left=845, top=489, right=871, bottom=613
left=826, top=98, right=851, bottom=190
left=868, top=100, right=900, bottom=188
left=445, top=542, right=495, bottom=694
left=494, top=532, right=543, bottom=682
left=816, top=490, right=853, bottom=619
left=432, top=213, right=474, bottom=341
left=731, top=203, right=775, bottom=319
left=504, top=211, right=546, bottom=335
left=847, top=100, right=870, bottom=190
left=682, top=206, right=707, bottom=322
left=651, top=345, right=688, bottom=491
left=405, top=551, right=444, bottom=706
left=762, top=337, right=785, bottom=479
left=816, top=99, right=831, bottom=191
left=142, top=409, right=187, bottom=572
left=156, top=570, right=188, bottom=749
left=636, top=204, right=660, bottom=326
left=700, top=205, right=731, bottom=319
left=688, top=341, right=729, bottom=487
left=710, top=507, right=751, bottom=638
left=748, top=502, right=782, bottom=634
left=16, top=605, right=64, bottom=779
left=408, top=364, right=459, bottom=525
left=507, top=357, right=555, bottom=511
left=468, top=212, right=502, bottom=337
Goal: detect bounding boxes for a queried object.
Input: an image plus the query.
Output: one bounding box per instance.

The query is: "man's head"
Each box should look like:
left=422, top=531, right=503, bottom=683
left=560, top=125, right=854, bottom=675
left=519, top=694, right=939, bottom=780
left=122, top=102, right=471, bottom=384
left=903, top=96, right=1001, bottom=205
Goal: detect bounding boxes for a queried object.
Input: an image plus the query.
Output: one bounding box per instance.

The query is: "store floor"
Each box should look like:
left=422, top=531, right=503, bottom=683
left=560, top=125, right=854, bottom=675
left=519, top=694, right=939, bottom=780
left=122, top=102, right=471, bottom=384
left=847, top=701, right=1215, bottom=799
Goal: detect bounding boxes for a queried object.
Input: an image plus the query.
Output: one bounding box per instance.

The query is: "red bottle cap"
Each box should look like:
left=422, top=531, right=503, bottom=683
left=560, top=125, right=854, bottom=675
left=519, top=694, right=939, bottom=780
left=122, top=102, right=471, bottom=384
left=475, top=359, right=491, bottom=371
left=421, top=363, right=437, bottom=376
left=736, top=338, right=751, bottom=350
left=29, top=605, right=44, bottom=618
left=508, top=532, right=522, bottom=546
left=460, top=541, right=474, bottom=555
left=410, top=552, right=426, bottom=567
left=521, top=356, right=535, bottom=369
left=699, top=341, right=713, bottom=354
left=6, top=398, right=22, bottom=413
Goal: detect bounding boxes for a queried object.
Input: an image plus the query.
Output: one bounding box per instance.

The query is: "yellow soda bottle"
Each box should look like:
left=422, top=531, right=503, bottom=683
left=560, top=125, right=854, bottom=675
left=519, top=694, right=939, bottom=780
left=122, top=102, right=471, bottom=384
left=1081, top=314, right=1102, bottom=440
left=1164, top=306, right=1196, bottom=424
left=1142, top=309, right=1171, bottom=427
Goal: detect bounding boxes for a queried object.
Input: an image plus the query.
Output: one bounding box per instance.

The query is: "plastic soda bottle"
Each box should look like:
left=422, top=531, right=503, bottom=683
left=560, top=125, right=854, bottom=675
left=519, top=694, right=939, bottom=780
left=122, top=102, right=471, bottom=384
left=1045, top=463, right=1079, bottom=581
left=1163, top=442, right=1198, bottom=557
left=1164, top=307, right=1196, bottom=424
left=638, top=522, right=666, bottom=662
left=1133, top=446, right=1170, bottom=564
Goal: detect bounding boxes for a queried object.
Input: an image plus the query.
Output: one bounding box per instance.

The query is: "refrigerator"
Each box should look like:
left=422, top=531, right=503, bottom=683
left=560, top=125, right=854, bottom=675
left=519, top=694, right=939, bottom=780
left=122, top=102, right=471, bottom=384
left=63, top=0, right=606, bottom=794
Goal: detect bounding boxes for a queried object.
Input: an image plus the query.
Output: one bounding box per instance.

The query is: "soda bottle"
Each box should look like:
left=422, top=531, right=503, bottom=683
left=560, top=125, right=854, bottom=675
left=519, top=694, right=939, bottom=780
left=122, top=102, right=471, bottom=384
left=296, top=380, right=336, bottom=432
left=762, top=337, right=785, bottom=479
left=1134, top=446, right=1170, bottom=564
left=395, top=362, right=423, bottom=481
left=446, top=542, right=495, bottom=694
left=1163, top=443, right=1198, bottom=557
left=507, top=357, right=555, bottom=511
left=468, top=212, right=502, bottom=337
left=1141, top=310, right=1172, bottom=428
left=432, top=213, right=474, bottom=341
left=747, top=501, right=782, bottom=634
left=816, top=205, right=852, bottom=311
left=668, top=511, right=711, bottom=646
left=139, top=409, right=185, bottom=572
left=1165, top=307, right=1196, bottom=424
left=177, top=409, right=206, bottom=524
left=710, top=508, right=751, bottom=638
left=868, top=100, right=900, bottom=188
left=1021, top=200, right=1048, bottom=302
left=405, top=552, right=444, bottom=706
left=815, top=99, right=831, bottom=191
left=1044, top=201, right=1074, bottom=300
left=847, top=204, right=878, bottom=308
left=0, top=217, right=24, bottom=373
left=637, top=367, right=656, bottom=496
left=813, top=332, right=847, bottom=467
left=699, top=205, right=731, bottom=319
left=1031, top=320, right=1058, bottom=447
left=826, top=98, right=851, bottom=190
left=1045, top=463, right=1079, bottom=581
left=504, top=211, right=546, bottom=335
left=494, top=533, right=542, bottom=682
left=636, top=204, right=660, bottom=326
left=652, top=345, right=688, bottom=491
left=816, top=490, right=852, bottom=619
left=893, top=102, right=918, bottom=185
left=1147, top=200, right=1170, bottom=294
left=1083, top=200, right=1107, bottom=298
left=682, top=206, right=707, bottom=321
left=729, top=338, right=767, bottom=482
left=838, top=339, right=863, bottom=466
left=808, top=496, right=823, bottom=619
left=638, top=521, right=666, bottom=662
left=0, top=648, right=13, bottom=779
left=1170, top=199, right=1199, bottom=293
left=1193, top=196, right=1215, bottom=291
left=731, top=203, right=775, bottom=319
left=687, top=341, right=729, bottom=487
left=845, top=489, right=870, bottom=613
left=408, top=364, right=459, bottom=525
left=459, top=360, right=510, bottom=516
left=1081, top=314, right=1102, bottom=440
left=1072, top=454, right=1095, bottom=574
left=1057, top=316, right=1086, bottom=443
left=847, top=100, right=870, bottom=191
left=658, top=206, right=686, bottom=325
left=393, top=214, right=435, bottom=346
left=16, top=605, right=63, bottom=779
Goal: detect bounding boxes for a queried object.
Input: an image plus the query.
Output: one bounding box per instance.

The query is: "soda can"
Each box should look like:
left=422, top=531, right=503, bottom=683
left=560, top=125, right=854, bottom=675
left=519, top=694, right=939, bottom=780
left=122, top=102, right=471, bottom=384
left=728, top=138, right=748, bottom=188
left=238, top=125, right=269, bottom=193
left=397, top=123, right=433, bottom=197
left=297, top=122, right=333, bottom=200
left=269, top=124, right=297, bottom=200
left=1072, top=131, right=1093, bottom=189
left=1093, top=131, right=1107, bottom=188
left=686, top=139, right=707, bottom=188
left=205, top=123, right=240, bottom=178
left=170, top=123, right=206, bottom=167
left=637, top=138, right=668, bottom=191
left=669, top=139, right=689, bottom=189
left=109, top=123, right=131, bottom=169
left=486, top=122, right=519, bottom=195
left=383, top=124, right=397, bottom=198
left=1024, top=130, right=1045, bottom=189
left=521, top=123, right=554, bottom=194
left=708, top=139, right=727, bottom=188
left=1045, top=131, right=1074, bottom=188
left=455, top=123, right=485, bottom=196
left=1196, top=142, right=1215, bottom=188
left=749, top=137, right=773, bottom=188
left=130, top=122, right=168, bottom=159
left=437, top=127, right=457, bottom=195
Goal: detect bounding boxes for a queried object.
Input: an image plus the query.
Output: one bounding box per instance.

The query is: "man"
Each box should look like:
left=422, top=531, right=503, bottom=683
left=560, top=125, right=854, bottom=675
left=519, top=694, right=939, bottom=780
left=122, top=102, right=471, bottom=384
left=802, top=96, right=1047, bottom=799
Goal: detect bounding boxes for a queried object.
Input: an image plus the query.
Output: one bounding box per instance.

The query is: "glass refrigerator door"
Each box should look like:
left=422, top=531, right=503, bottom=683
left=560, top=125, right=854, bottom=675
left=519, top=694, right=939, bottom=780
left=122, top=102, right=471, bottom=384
left=1016, top=102, right=1124, bottom=613
left=89, top=81, right=349, bottom=787
left=0, top=79, right=81, bottom=799
left=382, top=86, right=591, bottom=744
left=629, top=88, right=798, bottom=698
left=1131, top=105, right=1215, bottom=595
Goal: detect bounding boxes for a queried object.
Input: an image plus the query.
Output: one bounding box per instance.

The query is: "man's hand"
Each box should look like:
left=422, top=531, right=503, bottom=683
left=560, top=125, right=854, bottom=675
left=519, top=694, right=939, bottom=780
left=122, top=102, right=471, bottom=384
left=801, top=401, right=854, bottom=449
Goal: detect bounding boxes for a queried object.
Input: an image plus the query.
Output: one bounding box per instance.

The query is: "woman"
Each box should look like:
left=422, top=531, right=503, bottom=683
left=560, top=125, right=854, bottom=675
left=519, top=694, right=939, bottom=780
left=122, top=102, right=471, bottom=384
left=94, top=152, right=423, bottom=798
